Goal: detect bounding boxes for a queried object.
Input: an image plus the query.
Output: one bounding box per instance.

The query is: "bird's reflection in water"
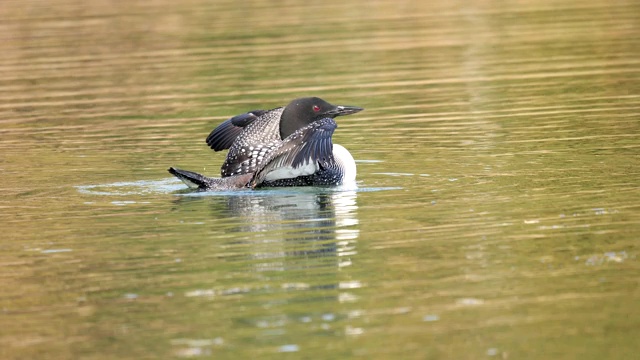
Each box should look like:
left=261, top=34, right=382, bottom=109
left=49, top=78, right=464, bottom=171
left=216, top=189, right=359, bottom=273
left=172, top=189, right=363, bottom=347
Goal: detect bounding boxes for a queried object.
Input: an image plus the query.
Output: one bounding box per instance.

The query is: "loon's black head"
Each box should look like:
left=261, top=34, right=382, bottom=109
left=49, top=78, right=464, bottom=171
left=279, top=97, right=363, bottom=139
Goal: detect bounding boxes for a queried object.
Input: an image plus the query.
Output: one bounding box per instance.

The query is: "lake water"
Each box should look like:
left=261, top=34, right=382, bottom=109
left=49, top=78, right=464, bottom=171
left=1, top=0, right=639, bottom=358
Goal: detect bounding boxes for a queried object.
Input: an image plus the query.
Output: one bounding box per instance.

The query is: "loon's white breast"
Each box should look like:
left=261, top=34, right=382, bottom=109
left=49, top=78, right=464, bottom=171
left=261, top=143, right=356, bottom=185
left=332, top=143, right=356, bottom=185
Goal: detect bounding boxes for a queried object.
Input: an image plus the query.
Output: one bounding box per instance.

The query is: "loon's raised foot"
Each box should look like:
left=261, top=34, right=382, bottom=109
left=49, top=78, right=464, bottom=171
left=168, top=167, right=252, bottom=190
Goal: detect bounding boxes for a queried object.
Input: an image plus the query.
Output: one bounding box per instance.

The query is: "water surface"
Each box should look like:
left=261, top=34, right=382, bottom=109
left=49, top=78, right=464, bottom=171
left=1, top=0, right=639, bottom=358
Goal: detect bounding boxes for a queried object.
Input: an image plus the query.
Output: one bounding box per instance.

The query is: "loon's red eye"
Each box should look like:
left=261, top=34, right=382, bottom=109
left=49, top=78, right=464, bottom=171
left=313, top=105, right=320, bottom=112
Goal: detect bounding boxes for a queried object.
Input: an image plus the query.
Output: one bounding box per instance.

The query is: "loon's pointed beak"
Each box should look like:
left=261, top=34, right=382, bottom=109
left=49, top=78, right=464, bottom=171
left=327, top=105, right=364, bottom=117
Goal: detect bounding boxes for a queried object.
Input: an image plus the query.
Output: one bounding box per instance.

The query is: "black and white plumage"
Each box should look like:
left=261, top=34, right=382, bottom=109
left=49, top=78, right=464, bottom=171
left=213, top=107, right=285, bottom=178
left=259, top=144, right=356, bottom=188
left=206, top=97, right=362, bottom=178
left=205, top=110, right=267, bottom=152
left=169, top=97, right=362, bottom=191
left=250, top=117, right=339, bottom=186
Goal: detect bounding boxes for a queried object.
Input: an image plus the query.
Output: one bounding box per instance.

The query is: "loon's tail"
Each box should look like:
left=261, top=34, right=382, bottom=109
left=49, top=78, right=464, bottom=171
left=168, top=167, right=252, bottom=190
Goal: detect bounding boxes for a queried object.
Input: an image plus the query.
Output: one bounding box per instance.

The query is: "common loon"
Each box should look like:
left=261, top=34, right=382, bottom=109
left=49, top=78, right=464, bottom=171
left=169, top=97, right=363, bottom=190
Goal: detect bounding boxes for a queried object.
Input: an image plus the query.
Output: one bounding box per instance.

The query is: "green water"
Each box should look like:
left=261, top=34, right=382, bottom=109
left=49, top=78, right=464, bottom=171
left=1, top=0, right=639, bottom=358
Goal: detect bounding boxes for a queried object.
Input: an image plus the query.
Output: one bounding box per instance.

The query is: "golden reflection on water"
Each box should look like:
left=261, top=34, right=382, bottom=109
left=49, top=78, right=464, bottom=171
left=1, top=0, right=639, bottom=358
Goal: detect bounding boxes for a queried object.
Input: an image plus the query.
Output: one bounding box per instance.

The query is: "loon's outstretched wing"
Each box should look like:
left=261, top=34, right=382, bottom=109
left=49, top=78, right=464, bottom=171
left=250, top=118, right=337, bottom=187
left=205, top=110, right=267, bottom=151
